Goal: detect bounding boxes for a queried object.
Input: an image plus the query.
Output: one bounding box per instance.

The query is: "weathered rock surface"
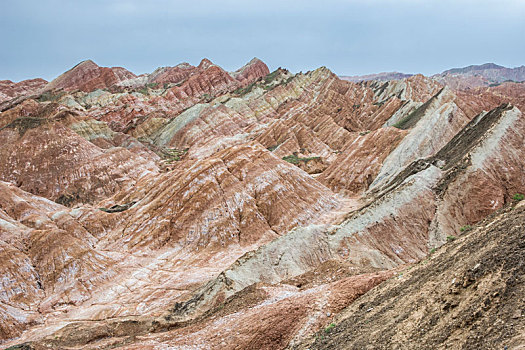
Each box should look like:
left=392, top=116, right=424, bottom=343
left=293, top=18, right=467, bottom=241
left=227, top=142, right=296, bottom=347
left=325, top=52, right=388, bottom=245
left=0, top=103, right=159, bottom=206
left=299, top=201, right=525, bottom=350
left=0, top=181, right=114, bottom=340
left=45, top=60, right=136, bottom=92
left=370, top=86, right=470, bottom=190
left=231, top=57, right=270, bottom=86
left=318, top=128, right=406, bottom=194
left=0, top=140, right=338, bottom=345
left=0, top=78, right=47, bottom=104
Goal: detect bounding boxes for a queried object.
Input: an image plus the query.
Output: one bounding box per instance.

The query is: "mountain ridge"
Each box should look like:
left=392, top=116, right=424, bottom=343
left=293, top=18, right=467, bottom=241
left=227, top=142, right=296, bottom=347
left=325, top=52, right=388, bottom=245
left=1, top=57, right=525, bottom=349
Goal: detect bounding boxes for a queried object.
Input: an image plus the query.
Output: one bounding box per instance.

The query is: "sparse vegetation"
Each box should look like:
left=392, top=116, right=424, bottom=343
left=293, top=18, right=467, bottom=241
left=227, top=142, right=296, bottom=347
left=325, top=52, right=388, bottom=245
left=283, top=75, right=295, bottom=85
left=263, top=69, right=281, bottom=85
left=282, top=154, right=320, bottom=165
left=430, top=248, right=436, bottom=254
left=324, top=323, right=336, bottom=333
left=162, top=148, right=188, bottom=163
left=234, top=70, right=291, bottom=96
left=37, top=90, right=66, bottom=102
left=201, top=93, right=213, bottom=102
left=447, top=235, right=456, bottom=242
left=55, top=192, right=81, bottom=207
left=234, top=81, right=257, bottom=96
left=137, top=86, right=149, bottom=95
left=267, top=145, right=279, bottom=152
left=512, top=193, right=524, bottom=201
left=393, top=93, right=436, bottom=129
left=460, top=225, right=472, bottom=232
left=0, top=117, right=46, bottom=136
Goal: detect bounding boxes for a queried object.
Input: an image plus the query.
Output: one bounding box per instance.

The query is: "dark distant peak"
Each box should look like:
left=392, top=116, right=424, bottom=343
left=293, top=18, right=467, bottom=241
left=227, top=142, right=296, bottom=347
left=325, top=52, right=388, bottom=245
left=340, top=71, right=413, bottom=82
left=442, top=63, right=506, bottom=75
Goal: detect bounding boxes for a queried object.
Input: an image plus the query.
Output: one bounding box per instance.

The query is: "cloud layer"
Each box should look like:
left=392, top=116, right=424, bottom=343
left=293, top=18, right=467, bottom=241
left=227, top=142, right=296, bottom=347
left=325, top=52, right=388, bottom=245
left=1, top=0, right=524, bottom=81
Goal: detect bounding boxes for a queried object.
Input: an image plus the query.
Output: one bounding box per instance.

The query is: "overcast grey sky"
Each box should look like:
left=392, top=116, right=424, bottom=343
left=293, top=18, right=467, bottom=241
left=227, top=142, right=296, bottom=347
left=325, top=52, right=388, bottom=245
left=1, top=0, right=524, bottom=81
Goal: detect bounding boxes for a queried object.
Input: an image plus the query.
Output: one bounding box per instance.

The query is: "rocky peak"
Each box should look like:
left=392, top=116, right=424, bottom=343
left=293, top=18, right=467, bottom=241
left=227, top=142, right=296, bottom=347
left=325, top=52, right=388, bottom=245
left=44, top=59, right=136, bottom=92
left=198, top=58, right=215, bottom=70
left=74, top=59, right=100, bottom=70
left=231, top=57, right=270, bottom=86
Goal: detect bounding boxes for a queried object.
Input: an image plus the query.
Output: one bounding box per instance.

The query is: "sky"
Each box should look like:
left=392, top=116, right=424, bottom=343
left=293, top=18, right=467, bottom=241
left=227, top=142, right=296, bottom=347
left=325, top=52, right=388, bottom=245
left=1, top=0, right=524, bottom=82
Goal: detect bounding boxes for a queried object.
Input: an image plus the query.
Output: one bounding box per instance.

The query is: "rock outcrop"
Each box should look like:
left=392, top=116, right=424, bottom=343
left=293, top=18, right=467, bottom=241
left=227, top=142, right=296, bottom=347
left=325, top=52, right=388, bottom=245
left=231, top=57, right=271, bottom=86
left=0, top=78, right=47, bottom=104
left=45, top=60, right=136, bottom=92
left=0, top=102, right=159, bottom=205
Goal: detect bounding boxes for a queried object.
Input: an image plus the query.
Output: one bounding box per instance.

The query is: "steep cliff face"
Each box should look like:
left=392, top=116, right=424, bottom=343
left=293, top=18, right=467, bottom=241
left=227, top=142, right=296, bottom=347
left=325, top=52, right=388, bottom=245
left=1, top=59, right=525, bottom=350
left=318, top=127, right=407, bottom=194
left=369, top=86, right=471, bottom=190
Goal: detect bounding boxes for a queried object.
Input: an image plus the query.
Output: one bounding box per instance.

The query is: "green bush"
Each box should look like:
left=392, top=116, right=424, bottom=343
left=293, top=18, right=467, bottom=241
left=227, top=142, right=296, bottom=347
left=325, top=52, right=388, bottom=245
left=163, top=148, right=188, bottom=163
left=447, top=235, right=456, bottom=242
left=513, top=193, right=524, bottom=201
left=324, top=323, right=336, bottom=333
left=263, top=69, right=281, bottom=84
left=137, top=87, right=149, bottom=95
left=282, top=154, right=320, bottom=165
left=459, top=225, right=472, bottom=232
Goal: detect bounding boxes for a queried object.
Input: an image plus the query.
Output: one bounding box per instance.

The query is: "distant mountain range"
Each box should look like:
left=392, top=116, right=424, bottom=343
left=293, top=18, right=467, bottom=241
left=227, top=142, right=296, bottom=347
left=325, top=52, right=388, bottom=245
left=433, top=63, right=525, bottom=89
left=340, top=63, right=525, bottom=89
left=339, top=72, right=414, bottom=82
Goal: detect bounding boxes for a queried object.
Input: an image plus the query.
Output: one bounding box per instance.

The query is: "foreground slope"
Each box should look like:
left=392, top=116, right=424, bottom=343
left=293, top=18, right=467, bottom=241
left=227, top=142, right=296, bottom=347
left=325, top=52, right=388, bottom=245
left=300, top=201, right=525, bottom=350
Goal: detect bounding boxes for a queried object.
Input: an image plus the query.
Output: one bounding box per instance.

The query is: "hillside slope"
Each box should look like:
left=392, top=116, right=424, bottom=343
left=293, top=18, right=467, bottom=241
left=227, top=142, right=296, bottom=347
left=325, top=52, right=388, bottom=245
left=298, top=201, right=525, bottom=350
